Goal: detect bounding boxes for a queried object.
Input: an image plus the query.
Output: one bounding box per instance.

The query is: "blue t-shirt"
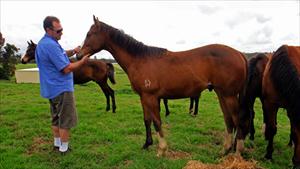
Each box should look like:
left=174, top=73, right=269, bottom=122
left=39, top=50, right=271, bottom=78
left=35, top=34, right=74, bottom=99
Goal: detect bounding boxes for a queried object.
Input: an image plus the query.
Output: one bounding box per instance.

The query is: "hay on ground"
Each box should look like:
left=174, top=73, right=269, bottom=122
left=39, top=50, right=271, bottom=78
left=183, top=154, right=264, bottom=169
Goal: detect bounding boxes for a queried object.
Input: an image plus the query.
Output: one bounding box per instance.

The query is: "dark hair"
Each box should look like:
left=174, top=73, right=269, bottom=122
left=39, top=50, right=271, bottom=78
left=43, top=16, right=60, bottom=31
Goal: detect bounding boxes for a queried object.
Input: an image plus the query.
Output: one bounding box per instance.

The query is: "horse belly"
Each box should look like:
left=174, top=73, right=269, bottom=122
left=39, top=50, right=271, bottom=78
left=158, top=78, right=205, bottom=99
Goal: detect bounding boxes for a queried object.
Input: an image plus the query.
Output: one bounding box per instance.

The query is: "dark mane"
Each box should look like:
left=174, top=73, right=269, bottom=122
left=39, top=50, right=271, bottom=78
left=100, top=21, right=167, bottom=57
left=270, top=45, right=300, bottom=121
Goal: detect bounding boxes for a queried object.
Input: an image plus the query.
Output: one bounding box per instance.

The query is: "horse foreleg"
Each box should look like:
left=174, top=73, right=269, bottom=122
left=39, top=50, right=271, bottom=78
left=143, top=119, right=153, bottom=149
left=262, top=100, right=278, bottom=160
left=141, top=95, right=156, bottom=150
left=143, top=96, right=167, bottom=156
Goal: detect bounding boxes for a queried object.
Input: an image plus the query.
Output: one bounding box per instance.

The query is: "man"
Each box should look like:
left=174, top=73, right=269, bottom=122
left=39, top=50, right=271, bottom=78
left=35, top=16, right=89, bottom=154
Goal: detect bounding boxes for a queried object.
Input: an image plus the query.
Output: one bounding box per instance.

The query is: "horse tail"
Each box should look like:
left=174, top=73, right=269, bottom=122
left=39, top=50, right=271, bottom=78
left=239, top=52, right=249, bottom=101
left=247, top=53, right=268, bottom=88
left=106, top=63, right=116, bottom=84
left=270, top=45, right=300, bottom=122
left=237, top=52, right=251, bottom=138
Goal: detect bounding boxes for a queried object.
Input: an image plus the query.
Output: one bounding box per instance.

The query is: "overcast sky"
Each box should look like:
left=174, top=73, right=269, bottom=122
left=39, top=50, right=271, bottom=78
left=1, top=1, right=299, bottom=59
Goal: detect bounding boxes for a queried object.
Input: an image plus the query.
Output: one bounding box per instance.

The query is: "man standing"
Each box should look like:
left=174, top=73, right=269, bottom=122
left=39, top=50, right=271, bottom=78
left=35, top=16, right=89, bottom=154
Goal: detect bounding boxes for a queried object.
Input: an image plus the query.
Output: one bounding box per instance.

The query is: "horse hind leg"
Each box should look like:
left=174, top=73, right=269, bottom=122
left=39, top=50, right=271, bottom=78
left=98, top=82, right=111, bottom=112
left=108, top=85, right=116, bottom=113
left=216, top=94, right=236, bottom=155
left=262, top=100, right=278, bottom=160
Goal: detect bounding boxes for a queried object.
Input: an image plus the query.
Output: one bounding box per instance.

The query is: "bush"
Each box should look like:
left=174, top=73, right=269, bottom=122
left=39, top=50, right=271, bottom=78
left=0, top=43, right=20, bottom=80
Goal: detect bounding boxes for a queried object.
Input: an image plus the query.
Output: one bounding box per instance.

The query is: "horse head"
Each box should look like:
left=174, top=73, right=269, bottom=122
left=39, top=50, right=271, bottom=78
left=21, top=40, right=36, bottom=64
left=77, top=15, right=105, bottom=60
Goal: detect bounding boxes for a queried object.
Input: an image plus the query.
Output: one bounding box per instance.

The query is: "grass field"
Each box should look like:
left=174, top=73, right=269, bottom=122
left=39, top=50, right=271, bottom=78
left=0, top=63, right=294, bottom=169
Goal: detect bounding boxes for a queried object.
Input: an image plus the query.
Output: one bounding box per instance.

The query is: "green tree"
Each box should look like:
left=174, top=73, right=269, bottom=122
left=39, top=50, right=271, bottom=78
left=0, top=35, right=20, bottom=80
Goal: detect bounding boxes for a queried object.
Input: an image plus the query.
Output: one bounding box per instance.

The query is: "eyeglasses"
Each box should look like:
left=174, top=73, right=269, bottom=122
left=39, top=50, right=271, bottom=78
left=51, top=28, right=63, bottom=34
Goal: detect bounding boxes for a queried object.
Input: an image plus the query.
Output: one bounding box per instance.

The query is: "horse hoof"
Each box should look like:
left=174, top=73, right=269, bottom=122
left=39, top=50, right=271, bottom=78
left=142, top=141, right=153, bottom=149
left=142, top=144, right=148, bottom=149
left=264, top=153, right=272, bottom=160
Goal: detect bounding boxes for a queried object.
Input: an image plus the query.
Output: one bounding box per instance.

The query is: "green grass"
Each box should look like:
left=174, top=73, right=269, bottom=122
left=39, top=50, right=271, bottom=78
left=0, top=63, right=293, bottom=169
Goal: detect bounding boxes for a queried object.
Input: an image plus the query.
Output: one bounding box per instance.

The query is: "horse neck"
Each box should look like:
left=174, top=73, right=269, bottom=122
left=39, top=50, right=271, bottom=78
left=103, top=38, right=135, bottom=73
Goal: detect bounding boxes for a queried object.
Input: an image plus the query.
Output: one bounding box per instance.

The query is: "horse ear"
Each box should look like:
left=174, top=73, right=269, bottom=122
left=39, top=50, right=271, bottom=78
left=93, top=15, right=100, bottom=26
left=30, top=40, right=34, bottom=44
left=27, top=41, right=30, bottom=45
left=93, top=15, right=97, bottom=23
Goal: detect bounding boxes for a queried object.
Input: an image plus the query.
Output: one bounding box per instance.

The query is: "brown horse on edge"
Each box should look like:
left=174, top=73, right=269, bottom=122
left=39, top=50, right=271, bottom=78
left=244, top=53, right=269, bottom=140
left=77, top=16, right=248, bottom=156
left=21, top=40, right=117, bottom=113
left=243, top=53, right=294, bottom=145
left=261, top=45, right=300, bottom=168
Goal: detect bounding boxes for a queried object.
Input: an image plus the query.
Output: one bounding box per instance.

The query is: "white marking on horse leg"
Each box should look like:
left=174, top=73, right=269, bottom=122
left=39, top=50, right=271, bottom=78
left=144, top=79, right=151, bottom=88
left=224, top=132, right=233, bottom=151
left=156, top=133, right=167, bottom=157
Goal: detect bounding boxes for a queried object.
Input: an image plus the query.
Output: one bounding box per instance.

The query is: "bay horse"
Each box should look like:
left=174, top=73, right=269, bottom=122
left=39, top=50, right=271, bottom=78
left=262, top=45, right=300, bottom=168
left=21, top=40, right=117, bottom=113
left=77, top=16, right=248, bottom=156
